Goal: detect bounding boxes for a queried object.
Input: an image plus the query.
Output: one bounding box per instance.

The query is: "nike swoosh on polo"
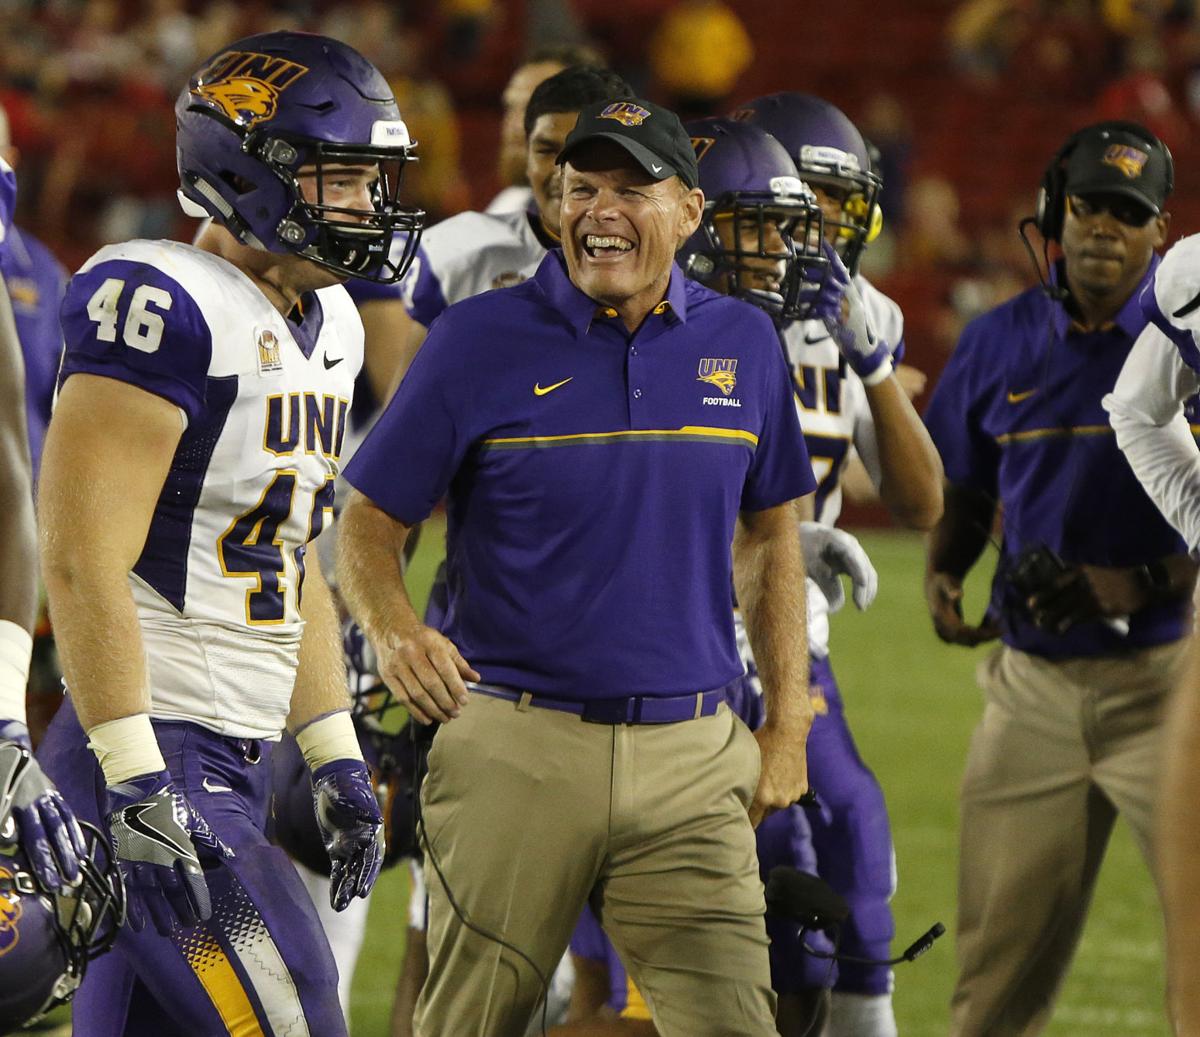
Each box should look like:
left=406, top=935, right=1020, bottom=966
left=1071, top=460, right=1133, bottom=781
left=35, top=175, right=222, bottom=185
left=1006, top=388, right=1038, bottom=404
left=651, top=163, right=663, bottom=173
left=534, top=377, right=573, bottom=396
left=202, top=777, right=233, bottom=794
left=323, top=354, right=344, bottom=370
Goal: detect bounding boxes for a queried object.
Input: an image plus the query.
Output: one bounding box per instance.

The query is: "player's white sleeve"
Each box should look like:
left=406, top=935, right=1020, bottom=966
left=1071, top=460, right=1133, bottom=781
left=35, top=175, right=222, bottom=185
left=1104, top=323, right=1200, bottom=553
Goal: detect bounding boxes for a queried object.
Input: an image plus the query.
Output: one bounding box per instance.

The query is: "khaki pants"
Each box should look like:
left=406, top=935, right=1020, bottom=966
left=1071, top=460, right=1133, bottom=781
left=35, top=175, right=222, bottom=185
left=950, top=641, right=1185, bottom=1036
left=413, top=693, right=778, bottom=1037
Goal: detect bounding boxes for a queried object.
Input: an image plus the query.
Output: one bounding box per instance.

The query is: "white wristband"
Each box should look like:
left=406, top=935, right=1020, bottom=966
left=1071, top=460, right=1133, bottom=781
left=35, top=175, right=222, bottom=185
left=860, top=355, right=895, bottom=388
left=294, top=710, right=362, bottom=772
left=87, top=714, right=167, bottom=786
left=0, top=620, right=32, bottom=725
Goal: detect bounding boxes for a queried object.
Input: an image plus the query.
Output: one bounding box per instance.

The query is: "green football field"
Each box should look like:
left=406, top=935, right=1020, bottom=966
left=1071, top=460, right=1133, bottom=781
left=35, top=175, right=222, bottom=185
left=347, top=525, right=1171, bottom=1037
left=46, top=523, right=1166, bottom=1035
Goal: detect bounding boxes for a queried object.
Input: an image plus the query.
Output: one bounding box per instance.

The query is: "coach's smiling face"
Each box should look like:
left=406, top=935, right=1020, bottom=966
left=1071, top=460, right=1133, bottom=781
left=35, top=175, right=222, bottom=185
left=561, top=140, right=702, bottom=332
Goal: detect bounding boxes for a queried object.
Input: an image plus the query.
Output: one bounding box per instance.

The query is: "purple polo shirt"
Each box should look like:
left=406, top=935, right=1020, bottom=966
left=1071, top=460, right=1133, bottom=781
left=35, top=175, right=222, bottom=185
left=925, top=255, right=1191, bottom=660
left=0, top=226, right=68, bottom=476
left=345, top=250, right=814, bottom=698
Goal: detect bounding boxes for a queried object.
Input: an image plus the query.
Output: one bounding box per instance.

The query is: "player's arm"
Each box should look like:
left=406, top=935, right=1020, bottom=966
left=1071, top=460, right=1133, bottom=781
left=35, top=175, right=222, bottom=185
left=337, top=490, right=478, bottom=726
left=855, top=376, right=944, bottom=529
left=733, top=496, right=813, bottom=828
left=39, top=374, right=182, bottom=732
left=287, top=549, right=385, bottom=911
left=924, top=481, right=1000, bottom=647
left=1159, top=632, right=1200, bottom=1037
left=1105, top=323, right=1200, bottom=553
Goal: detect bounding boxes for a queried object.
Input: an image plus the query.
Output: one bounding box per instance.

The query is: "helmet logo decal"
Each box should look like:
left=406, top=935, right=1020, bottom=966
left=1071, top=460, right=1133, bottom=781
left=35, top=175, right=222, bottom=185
left=0, top=866, right=22, bottom=956
left=599, top=102, right=651, bottom=127
left=697, top=358, right=738, bottom=396
left=691, top=136, right=717, bottom=162
left=193, top=50, right=310, bottom=129
left=1102, top=144, right=1148, bottom=180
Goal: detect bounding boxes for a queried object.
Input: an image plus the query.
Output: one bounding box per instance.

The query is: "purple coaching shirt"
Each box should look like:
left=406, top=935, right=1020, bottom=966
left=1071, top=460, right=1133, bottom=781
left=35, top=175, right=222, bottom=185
left=345, top=251, right=814, bottom=699
left=1, top=226, right=68, bottom=476
left=924, top=256, right=1191, bottom=660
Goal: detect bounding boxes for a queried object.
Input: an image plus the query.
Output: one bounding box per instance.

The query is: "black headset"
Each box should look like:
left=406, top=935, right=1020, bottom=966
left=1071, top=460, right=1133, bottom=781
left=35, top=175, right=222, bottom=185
left=1033, top=120, right=1173, bottom=242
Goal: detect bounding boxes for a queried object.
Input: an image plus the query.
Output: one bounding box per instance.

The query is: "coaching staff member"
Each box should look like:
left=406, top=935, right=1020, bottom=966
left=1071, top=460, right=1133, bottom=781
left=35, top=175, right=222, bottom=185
left=337, top=98, right=816, bottom=1036
left=923, top=121, right=1196, bottom=1036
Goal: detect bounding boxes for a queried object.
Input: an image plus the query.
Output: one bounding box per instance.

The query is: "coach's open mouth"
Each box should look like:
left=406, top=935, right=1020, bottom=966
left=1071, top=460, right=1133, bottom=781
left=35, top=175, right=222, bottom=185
left=583, top=234, right=635, bottom=259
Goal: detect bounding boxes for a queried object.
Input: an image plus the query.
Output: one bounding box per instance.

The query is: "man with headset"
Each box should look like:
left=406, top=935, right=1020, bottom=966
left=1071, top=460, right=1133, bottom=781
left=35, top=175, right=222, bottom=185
left=923, top=121, right=1196, bottom=1035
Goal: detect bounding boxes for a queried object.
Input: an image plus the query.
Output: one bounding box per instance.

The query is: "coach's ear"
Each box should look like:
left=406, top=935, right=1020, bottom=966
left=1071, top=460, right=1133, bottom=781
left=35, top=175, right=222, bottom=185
left=677, top=183, right=704, bottom=247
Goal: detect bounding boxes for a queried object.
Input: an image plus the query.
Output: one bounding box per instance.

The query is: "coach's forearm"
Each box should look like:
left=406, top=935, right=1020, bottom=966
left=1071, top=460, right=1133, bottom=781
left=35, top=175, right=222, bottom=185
left=733, top=500, right=812, bottom=734
left=336, top=490, right=421, bottom=642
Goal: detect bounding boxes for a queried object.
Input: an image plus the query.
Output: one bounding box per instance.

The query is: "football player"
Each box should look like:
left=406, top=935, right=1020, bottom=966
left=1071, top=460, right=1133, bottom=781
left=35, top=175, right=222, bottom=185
left=0, top=153, right=87, bottom=906
left=34, top=32, right=423, bottom=1036
left=735, top=92, right=944, bottom=1037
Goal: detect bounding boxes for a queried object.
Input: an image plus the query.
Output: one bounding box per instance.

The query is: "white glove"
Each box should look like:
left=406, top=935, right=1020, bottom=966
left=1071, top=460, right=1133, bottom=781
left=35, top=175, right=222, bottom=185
left=811, top=242, right=892, bottom=385
left=800, top=522, right=878, bottom=614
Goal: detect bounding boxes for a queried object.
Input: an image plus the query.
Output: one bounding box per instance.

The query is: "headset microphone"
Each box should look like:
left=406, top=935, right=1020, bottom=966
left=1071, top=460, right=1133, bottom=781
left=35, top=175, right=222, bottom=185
left=765, top=866, right=946, bottom=967
left=1018, top=217, right=1069, bottom=303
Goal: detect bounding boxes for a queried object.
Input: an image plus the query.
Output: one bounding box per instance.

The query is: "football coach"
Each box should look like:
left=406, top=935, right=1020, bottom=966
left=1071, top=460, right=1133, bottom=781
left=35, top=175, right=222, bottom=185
left=338, top=98, right=816, bottom=1036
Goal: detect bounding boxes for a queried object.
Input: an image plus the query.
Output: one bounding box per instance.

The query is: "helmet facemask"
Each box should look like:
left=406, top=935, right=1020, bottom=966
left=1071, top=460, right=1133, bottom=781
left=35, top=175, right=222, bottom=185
left=247, top=133, right=424, bottom=284
left=796, top=145, right=882, bottom=277
left=689, top=191, right=828, bottom=321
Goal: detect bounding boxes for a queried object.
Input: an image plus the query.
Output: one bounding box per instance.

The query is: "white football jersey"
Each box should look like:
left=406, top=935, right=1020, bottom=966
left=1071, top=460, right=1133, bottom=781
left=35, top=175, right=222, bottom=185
left=402, top=208, right=550, bottom=328
left=781, top=274, right=904, bottom=657
left=58, top=240, right=364, bottom=738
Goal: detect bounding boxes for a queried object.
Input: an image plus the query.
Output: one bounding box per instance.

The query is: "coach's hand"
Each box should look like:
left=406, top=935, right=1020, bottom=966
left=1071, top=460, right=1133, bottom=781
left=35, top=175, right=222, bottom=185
left=375, top=621, right=480, bottom=725
left=926, top=571, right=1000, bottom=646
left=749, top=722, right=810, bottom=828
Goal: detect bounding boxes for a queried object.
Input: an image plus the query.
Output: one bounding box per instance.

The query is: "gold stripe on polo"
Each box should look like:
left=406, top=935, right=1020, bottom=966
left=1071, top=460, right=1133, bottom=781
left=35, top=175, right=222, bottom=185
left=994, top=424, right=1113, bottom=446
left=480, top=425, right=759, bottom=452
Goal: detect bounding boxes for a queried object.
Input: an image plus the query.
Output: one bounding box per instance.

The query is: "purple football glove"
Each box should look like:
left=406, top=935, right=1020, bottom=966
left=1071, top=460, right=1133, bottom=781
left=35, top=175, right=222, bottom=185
left=312, top=759, right=384, bottom=911
left=0, top=720, right=88, bottom=892
left=810, top=241, right=892, bottom=384
left=105, top=770, right=234, bottom=935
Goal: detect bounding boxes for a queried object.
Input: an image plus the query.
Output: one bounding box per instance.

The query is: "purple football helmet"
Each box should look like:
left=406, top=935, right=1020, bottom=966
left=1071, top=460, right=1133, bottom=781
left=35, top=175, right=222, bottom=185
left=175, top=31, right=424, bottom=283
left=679, top=117, right=825, bottom=321
left=734, top=93, right=882, bottom=276
left=0, top=822, right=125, bottom=1033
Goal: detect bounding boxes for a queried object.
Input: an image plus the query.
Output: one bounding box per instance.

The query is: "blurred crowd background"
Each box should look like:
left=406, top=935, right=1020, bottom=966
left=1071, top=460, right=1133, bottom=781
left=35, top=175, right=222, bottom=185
left=3, top=0, right=1200, bottom=427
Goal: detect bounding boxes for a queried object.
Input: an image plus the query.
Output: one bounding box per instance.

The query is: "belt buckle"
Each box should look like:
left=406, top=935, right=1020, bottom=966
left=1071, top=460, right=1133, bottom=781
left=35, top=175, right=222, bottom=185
left=581, top=697, right=634, bottom=724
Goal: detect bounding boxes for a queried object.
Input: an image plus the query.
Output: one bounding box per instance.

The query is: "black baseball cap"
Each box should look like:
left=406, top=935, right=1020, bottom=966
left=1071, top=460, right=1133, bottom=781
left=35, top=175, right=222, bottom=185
left=1064, top=123, right=1172, bottom=215
left=557, top=98, right=700, bottom=190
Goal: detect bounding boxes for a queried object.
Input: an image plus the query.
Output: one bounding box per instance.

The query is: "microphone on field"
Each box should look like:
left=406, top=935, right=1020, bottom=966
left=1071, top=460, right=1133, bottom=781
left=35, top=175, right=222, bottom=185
left=765, top=866, right=946, bottom=966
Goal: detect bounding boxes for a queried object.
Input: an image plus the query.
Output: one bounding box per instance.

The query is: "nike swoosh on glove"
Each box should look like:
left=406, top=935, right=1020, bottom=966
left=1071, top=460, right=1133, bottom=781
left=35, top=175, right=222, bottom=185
left=312, top=759, right=384, bottom=911
left=105, top=771, right=234, bottom=935
left=800, top=522, right=879, bottom=614
left=809, top=241, right=892, bottom=384
left=0, top=720, right=88, bottom=891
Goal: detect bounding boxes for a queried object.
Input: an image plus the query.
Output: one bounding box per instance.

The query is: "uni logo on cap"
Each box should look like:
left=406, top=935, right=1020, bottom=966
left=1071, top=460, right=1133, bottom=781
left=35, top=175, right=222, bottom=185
left=600, top=102, right=652, bottom=127
left=1102, top=144, right=1149, bottom=180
